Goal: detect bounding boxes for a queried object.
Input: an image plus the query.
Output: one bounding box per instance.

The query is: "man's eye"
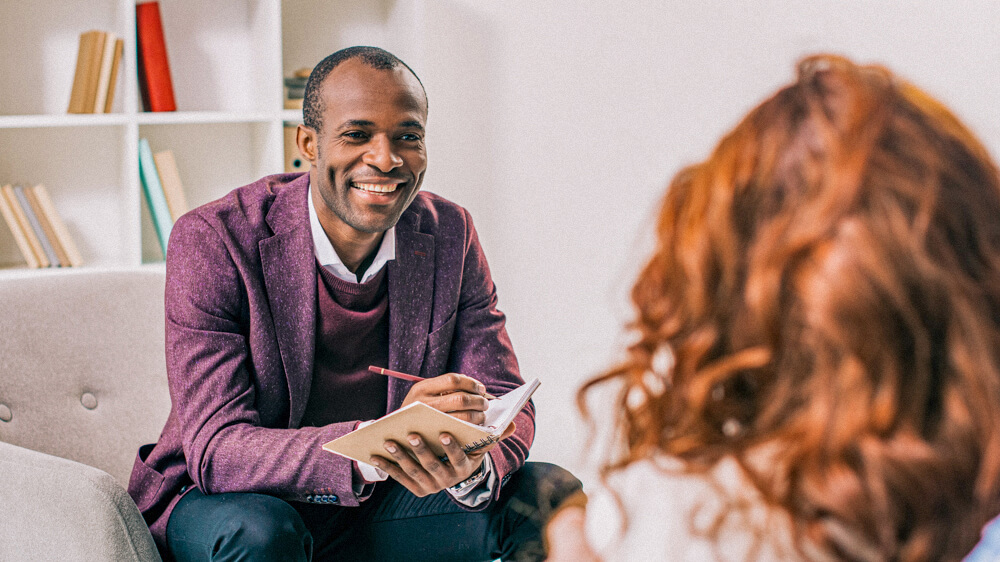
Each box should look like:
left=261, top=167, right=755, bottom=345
left=343, top=131, right=368, bottom=140
left=399, top=133, right=422, bottom=142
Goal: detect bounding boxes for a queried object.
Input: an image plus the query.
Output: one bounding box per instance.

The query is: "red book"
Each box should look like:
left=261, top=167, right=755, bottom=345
left=136, top=1, right=176, bottom=112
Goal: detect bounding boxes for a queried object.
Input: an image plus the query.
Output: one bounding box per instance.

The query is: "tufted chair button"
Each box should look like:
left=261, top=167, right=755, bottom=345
left=0, top=404, right=11, bottom=422
left=81, top=392, right=98, bottom=410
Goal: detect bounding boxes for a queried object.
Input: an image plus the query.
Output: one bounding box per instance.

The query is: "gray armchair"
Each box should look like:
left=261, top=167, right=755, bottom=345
left=0, top=268, right=170, bottom=561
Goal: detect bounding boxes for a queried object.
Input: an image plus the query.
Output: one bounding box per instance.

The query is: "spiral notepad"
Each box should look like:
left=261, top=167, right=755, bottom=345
left=322, top=378, right=540, bottom=464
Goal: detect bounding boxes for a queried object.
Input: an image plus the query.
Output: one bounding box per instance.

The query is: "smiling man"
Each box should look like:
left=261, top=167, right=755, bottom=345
left=126, top=47, right=580, bottom=561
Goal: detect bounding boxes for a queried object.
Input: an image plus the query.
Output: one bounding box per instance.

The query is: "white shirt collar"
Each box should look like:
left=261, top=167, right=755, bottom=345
left=308, top=182, right=396, bottom=284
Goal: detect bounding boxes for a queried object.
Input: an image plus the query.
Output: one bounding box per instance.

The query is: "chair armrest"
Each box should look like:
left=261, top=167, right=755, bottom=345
left=0, top=440, right=161, bottom=561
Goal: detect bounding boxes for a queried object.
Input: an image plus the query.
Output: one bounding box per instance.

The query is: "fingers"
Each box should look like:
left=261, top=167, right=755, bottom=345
left=435, top=391, right=489, bottom=425
left=438, top=432, right=473, bottom=471
left=372, top=435, right=453, bottom=496
left=418, top=373, right=491, bottom=398
left=370, top=438, right=438, bottom=497
left=448, top=409, right=487, bottom=425
left=420, top=389, right=488, bottom=414
left=371, top=433, right=484, bottom=496
left=401, top=374, right=490, bottom=424
left=404, top=433, right=449, bottom=480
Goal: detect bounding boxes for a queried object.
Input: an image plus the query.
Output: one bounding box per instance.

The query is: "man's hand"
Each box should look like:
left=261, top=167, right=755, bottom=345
left=399, top=372, right=492, bottom=425
left=370, top=373, right=513, bottom=496
left=371, top=424, right=516, bottom=497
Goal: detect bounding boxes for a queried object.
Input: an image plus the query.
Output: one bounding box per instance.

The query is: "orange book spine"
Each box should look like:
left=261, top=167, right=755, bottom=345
left=136, top=1, right=177, bottom=112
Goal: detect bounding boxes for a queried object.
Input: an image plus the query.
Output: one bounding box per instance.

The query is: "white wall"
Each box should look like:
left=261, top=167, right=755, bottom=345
left=409, top=0, right=1000, bottom=481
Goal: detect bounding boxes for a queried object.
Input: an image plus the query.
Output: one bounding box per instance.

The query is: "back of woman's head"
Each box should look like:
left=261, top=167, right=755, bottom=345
left=582, top=54, right=1000, bottom=560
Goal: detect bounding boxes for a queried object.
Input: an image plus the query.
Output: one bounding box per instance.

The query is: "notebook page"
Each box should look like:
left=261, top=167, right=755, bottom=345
left=483, top=378, right=540, bottom=431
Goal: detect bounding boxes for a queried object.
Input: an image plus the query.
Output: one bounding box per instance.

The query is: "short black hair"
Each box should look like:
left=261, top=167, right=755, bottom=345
left=302, top=46, right=426, bottom=133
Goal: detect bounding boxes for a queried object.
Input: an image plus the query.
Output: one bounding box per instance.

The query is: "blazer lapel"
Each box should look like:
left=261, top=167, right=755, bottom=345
left=387, top=209, right=435, bottom=409
left=259, top=176, right=316, bottom=427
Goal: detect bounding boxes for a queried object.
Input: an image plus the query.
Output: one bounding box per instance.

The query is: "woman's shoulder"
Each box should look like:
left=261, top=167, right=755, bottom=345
left=584, top=455, right=795, bottom=561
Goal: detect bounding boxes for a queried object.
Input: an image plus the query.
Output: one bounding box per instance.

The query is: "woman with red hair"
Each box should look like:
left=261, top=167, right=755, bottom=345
left=548, top=54, right=1000, bottom=561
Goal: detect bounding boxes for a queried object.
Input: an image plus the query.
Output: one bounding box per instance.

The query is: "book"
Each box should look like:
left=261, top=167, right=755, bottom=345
left=323, top=378, right=540, bottom=464
left=138, top=138, right=173, bottom=255
left=66, top=31, right=92, bottom=113
left=92, top=32, right=117, bottom=113
left=152, top=150, right=189, bottom=221
left=31, top=184, right=83, bottom=267
left=0, top=185, right=40, bottom=268
left=103, top=37, right=125, bottom=113
left=12, top=185, right=60, bottom=267
left=67, top=30, right=105, bottom=114
left=83, top=31, right=109, bottom=113
left=91, top=33, right=123, bottom=113
left=22, top=186, right=71, bottom=267
left=284, top=124, right=309, bottom=173
left=1, top=185, right=49, bottom=267
left=136, top=1, right=177, bottom=112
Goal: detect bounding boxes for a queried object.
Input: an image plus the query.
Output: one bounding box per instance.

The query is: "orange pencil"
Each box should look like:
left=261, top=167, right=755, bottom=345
left=367, top=365, right=496, bottom=399
left=368, top=365, right=422, bottom=382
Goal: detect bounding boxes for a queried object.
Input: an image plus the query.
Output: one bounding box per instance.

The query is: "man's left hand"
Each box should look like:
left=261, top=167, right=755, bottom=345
left=370, top=422, right=516, bottom=496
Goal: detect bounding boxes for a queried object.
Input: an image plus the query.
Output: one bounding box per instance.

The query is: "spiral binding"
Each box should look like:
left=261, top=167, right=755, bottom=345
left=463, top=435, right=498, bottom=453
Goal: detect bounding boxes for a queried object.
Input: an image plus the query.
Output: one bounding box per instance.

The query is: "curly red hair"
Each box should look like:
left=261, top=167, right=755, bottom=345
left=580, top=54, right=1000, bottom=560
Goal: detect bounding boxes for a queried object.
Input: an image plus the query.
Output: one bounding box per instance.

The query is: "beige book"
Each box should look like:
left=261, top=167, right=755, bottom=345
left=153, top=150, right=189, bottom=221
left=31, top=184, right=83, bottom=267
left=67, top=31, right=102, bottom=114
left=323, top=378, right=539, bottom=464
left=1, top=185, right=48, bottom=267
left=93, top=32, right=118, bottom=113
left=81, top=31, right=107, bottom=114
left=103, top=38, right=124, bottom=113
left=23, top=186, right=71, bottom=267
left=0, top=185, right=40, bottom=268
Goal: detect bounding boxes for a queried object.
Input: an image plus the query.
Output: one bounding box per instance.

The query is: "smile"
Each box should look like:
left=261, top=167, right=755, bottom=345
left=352, top=182, right=400, bottom=194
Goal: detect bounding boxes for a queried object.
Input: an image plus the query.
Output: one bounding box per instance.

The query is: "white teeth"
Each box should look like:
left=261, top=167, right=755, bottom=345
left=353, top=182, right=398, bottom=193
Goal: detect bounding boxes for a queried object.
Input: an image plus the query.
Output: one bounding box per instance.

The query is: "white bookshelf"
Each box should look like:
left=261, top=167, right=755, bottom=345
left=0, top=0, right=426, bottom=271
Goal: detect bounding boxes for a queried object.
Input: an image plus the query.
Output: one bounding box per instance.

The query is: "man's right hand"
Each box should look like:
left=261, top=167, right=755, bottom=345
left=399, top=372, right=491, bottom=425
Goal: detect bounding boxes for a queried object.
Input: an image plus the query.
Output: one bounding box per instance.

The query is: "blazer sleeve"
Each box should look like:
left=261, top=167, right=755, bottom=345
left=445, top=208, right=534, bottom=501
left=164, top=213, right=363, bottom=506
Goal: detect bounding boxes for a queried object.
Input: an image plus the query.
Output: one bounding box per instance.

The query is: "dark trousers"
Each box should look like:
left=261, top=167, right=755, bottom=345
left=166, top=462, right=580, bottom=562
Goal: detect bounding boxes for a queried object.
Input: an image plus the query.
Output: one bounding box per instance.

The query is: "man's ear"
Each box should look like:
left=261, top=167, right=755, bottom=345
left=296, top=124, right=318, bottom=165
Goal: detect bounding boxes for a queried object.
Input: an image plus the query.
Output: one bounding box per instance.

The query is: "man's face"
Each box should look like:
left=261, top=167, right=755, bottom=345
left=306, top=59, right=428, bottom=239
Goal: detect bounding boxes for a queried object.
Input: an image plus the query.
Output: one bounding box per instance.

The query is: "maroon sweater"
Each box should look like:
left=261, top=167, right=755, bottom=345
left=301, top=263, right=389, bottom=427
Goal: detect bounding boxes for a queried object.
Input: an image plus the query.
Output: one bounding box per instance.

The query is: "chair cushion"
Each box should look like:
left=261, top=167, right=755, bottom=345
left=0, top=267, right=170, bottom=486
left=0, top=440, right=161, bottom=561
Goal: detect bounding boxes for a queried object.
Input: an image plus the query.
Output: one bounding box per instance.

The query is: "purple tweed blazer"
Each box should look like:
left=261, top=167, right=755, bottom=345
left=127, top=173, right=533, bottom=552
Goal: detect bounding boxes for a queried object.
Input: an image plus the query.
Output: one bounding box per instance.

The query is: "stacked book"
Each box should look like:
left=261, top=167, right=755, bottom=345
left=0, top=185, right=82, bottom=268
left=284, top=68, right=310, bottom=109
left=138, top=139, right=189, bottom=257
left=67, top=30, right=124, bottom=114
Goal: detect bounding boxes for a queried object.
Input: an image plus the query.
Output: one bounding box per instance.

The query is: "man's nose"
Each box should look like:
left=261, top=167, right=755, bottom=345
left=363, top=135, right=403, bottom=172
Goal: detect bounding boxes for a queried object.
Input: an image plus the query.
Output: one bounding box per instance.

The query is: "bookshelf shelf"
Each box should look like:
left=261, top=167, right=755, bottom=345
left=135, top=111, right=279, bottom=126
left=0, top=114, right=130, bottom=129
left=0, top=0, right=424, bottom=273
